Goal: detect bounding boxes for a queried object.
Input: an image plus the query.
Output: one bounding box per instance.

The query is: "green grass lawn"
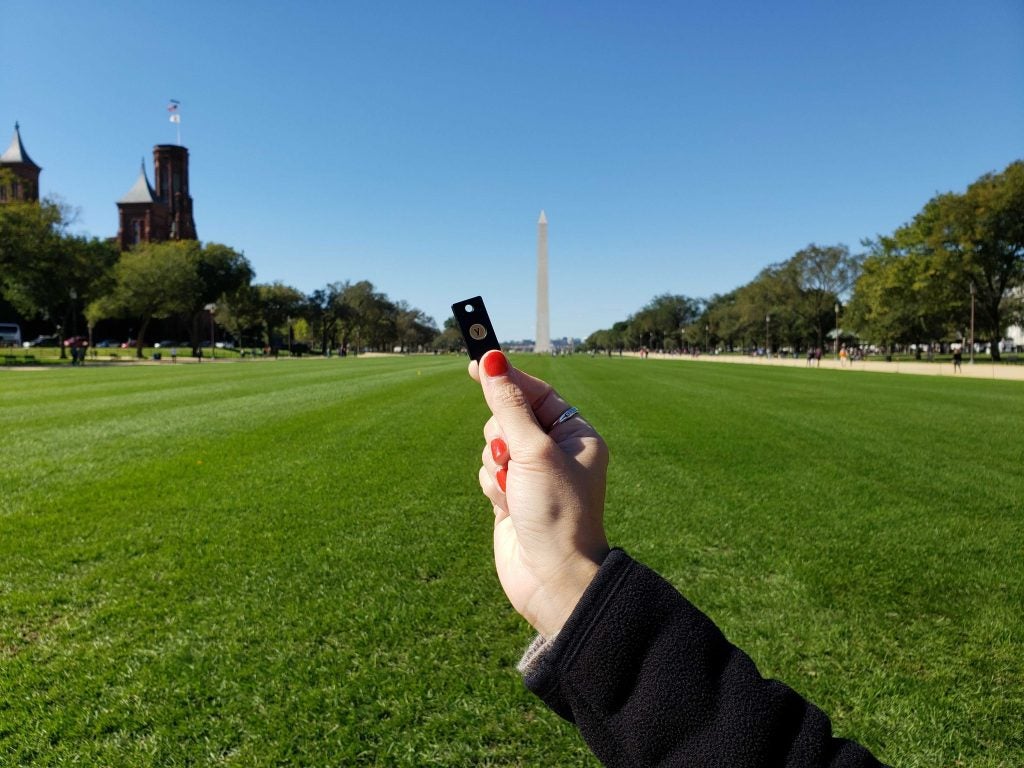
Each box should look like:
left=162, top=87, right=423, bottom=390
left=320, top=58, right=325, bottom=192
left=1, top=356, right=1022, bottom=766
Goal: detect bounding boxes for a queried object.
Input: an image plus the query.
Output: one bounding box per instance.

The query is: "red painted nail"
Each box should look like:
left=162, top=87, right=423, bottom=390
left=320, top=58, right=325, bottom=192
left=481, top=350, right=508, bottom=377
left=490, top=437, right=508, bottom=463
left=496, top=466, right=507, bottom=492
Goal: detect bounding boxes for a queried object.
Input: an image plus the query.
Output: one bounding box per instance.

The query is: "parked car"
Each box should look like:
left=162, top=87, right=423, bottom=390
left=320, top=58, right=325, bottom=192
left=94, top=339, right=119, bottom=348
left=22, top=335, right=60, bottom=348
left=154, top=340, right=182, bottom=349
left=120, top=339, right=137, bottom=349
left=63, top=336, right=89, bottom=347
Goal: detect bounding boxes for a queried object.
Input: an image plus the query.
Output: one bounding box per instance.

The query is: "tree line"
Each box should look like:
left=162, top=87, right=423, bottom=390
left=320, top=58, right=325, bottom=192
left=585, top=161, right=1024, bottom=361
left=4, top=161, right=1021, bottom=360
left=0, top=189, right=439, bottom=358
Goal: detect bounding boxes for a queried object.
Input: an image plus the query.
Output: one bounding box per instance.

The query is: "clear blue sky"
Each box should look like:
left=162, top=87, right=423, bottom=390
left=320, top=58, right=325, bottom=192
left=4, top=0, right=1022, bottom=341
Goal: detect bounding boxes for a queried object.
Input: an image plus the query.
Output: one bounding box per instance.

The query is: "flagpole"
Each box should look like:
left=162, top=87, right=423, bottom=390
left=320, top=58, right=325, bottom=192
left=168, top=99, right=182, bottom=146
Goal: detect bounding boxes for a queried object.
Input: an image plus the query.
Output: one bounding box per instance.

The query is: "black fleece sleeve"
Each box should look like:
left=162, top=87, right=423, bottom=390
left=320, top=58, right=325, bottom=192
left=521, top=549, right=887, bottom=768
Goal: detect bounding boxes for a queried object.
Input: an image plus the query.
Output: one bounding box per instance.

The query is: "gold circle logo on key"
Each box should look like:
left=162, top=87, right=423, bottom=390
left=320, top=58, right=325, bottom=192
left=469, top=324, right=488, bottom=340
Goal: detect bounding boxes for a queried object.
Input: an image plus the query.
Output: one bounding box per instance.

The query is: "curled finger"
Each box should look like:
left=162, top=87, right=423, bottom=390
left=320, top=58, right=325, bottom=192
left=478, top=464, right=509, bottom=516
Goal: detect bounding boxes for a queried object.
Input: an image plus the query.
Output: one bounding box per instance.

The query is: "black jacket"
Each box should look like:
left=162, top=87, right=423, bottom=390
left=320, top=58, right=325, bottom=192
left=520, top=549, right=888, bottom=767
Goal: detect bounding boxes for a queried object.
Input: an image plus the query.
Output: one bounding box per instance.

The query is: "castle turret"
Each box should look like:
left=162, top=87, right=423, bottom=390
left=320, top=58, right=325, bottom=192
left=117, top=161, right=165, bottom=249
left=152, top=144, right=196, bottom=241
left=0, top=123, right=42, bottom=203
left=115, top=145, right=197, bottom=250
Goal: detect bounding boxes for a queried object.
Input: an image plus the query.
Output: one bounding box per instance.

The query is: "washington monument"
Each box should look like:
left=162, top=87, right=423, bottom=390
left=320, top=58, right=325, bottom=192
left=535, top=210, right=551, bottom=353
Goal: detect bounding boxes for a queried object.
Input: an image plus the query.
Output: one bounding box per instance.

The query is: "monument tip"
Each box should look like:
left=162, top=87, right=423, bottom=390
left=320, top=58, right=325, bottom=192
left=538, top=210, right=547, bottom=224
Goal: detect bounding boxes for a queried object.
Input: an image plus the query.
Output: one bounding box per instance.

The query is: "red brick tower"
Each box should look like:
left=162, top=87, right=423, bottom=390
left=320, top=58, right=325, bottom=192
left=116, top=144, right=197, bottom=250
left=152, top=144, right=196, bottom=241
left=0, top=123, right=42, bottom=203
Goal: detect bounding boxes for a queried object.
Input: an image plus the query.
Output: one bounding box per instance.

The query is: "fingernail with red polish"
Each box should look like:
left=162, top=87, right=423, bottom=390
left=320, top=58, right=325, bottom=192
left=482, top=350, right=508, bottom=377
left=490, top=437, right=508, bottom=463
left=496, top=466, right=507, bottom=492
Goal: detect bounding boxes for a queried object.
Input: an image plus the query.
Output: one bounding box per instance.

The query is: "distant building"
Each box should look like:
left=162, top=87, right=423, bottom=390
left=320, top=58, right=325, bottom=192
left=0, top=123, right=41, bottom=203
left=504, top=337, right=581, bottom=354
left=1007, top=287, right=1024, bottom=352
left=116, top=144, right=197, bottom=250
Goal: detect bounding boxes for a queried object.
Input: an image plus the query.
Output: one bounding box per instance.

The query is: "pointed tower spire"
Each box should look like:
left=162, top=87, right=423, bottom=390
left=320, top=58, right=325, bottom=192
left=0, top=123, right=42, bottom=202
left=118, top=161, right=157, bottom=204
left=1, top=123, right=40, bottom=169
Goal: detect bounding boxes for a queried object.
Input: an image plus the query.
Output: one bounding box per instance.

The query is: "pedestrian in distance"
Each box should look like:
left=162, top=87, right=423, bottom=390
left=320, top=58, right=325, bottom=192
left=469, top=349, right=888, bottom=768
left=953, top=347, right=962, bottom=373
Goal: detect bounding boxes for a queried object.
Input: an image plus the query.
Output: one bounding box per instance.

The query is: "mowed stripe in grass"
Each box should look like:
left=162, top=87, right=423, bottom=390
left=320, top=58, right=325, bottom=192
left=524, top=356, right=1023, bottom=766
left=2, top=358, right=586, bottom=766
left=2, top=356, right=1022, bottom=766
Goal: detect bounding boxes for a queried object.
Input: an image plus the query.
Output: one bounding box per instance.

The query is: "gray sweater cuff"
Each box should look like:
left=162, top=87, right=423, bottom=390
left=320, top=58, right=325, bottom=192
left=517, top=633, right=556, bottom=676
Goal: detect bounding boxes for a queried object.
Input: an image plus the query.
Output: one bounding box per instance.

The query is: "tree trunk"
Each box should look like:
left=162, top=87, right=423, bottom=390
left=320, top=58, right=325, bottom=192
left=136, top=317, right=150, bottom=359
left=189, top=313, right=201, bottom=355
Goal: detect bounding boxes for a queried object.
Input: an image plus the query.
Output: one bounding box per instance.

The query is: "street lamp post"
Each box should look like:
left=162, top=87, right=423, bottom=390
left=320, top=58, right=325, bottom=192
left=70, top=288, right=78, bottom=338
left=287, top=316, right=293, bottom=355
left=204, top=303, right=217, bottom=360
left=969, top=283, right=976, bottom=364
left=705, top=323, right=709, bottom=355
left=69, top=288, right=79, bottom=365
left=765, top=314, right=771, bottom=358
left=834, top=302, right=840, bottom=358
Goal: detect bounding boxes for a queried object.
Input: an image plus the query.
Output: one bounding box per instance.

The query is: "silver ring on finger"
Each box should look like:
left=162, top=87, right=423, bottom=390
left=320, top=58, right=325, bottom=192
left=547, top=406, right=580, bottom=433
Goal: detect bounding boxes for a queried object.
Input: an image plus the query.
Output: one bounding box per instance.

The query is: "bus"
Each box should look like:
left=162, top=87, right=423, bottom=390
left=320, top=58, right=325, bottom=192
left=0, top=323, right=22, bottom=347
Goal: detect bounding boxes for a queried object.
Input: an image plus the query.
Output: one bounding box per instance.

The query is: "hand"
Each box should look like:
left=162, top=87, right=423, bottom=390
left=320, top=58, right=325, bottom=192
left=470, top=350, right=610, bottom=638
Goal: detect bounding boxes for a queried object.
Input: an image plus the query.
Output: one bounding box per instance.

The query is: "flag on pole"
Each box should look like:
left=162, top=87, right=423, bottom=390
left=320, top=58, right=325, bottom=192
left=167, top=100, right=183, bottom=145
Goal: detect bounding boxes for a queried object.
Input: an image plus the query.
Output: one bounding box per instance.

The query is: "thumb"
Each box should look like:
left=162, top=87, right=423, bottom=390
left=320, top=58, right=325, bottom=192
left=478, top=350, right=557, bottom=450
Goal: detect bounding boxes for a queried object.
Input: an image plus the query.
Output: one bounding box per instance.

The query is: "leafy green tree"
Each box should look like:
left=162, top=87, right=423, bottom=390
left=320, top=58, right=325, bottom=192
left=703, top=291, right=743, bottom=352
left=393, top=300, right=437, bottom=352
left=340, top=280, right=394, bottom=352
left=846, top=253, right=924, bottom=354
left=953, top=161, right=1024, bottom=359
left=609, top=320, right=632, bottom=352
left=86, top=242, right=200, bottom=358
left=214, top=284, right=263, bottom=348
left=741, top=262, right=802, bottom=352
left=307, top=282, right=347, bottom=353
left=583, top=328, right=609, bottom=353
left=791, top=243, right=860, bottom=350
left=629, top=294, right=702, bottom=350
left=0, top=195, right=63, bottom=280
left=433, top=316, right=465, bottom=352
left=0, top=196, right=118, bottom=356
left=188, top=243, right=253, bottom=349
left=256, top=282, right=306, bottom=348
left=864, top=160, right=1024, bottom=359
left=694, top=248, right=856, bottom=355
